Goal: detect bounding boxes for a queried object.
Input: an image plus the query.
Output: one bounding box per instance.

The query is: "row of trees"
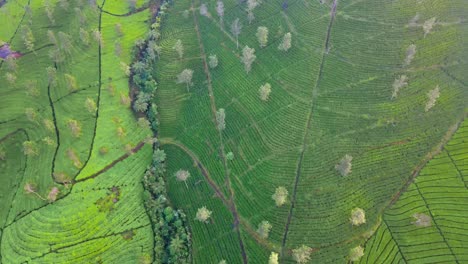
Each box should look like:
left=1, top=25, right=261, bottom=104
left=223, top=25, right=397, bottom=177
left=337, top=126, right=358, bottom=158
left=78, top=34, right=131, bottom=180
left=129, top=3, right=192, bottom=263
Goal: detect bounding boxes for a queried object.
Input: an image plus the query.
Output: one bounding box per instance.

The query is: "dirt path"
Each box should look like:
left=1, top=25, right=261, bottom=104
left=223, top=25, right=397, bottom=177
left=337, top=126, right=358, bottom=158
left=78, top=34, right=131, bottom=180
left=160, top=138, right=230, bottom=207
left=190, top=2, right=248, bottom=263
left=280, top=0, right=339, bottom=256
left=75, top=141, right=146, bottom=183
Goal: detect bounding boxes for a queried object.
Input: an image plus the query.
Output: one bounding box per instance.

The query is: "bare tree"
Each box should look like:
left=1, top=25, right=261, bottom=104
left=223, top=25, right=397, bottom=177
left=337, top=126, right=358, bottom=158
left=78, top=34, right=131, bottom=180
left=292, top=245, right=312, bottom=263
left=21, top=25, right=35, bottom=52
left=47, top=30, right=58, bottom=46
left=412, top=213, right=432, bottom=227
left=259, top=83, right=272, bottom=101
left=423, top=17, right=436, bottom=37
left=43, top=119, right=55, bottom=132
left=391, top=75, right=408, bottom=99
left=269, top=252, right=279, bottom=264
left=47, top=187, right=60, bottom=202
left=231, top=18, right=242, bottom=49
left=173, top=39, right=184, bottom=59
left=278, top=32, right=292, bottom=52
left=5, top=73, right=16, bottom=85
left=195, top=206, right=212, bottom=223
left=241, top=46, right=256, bottom=73
left=67, top=119, right=82, bottom=137
left=25, top=80, right=40, bottom=97
left=349, top=246, right=364, bottom=262
left=175, top=169, right=190, bottom=188
left=85, top=97, right=97, bottom=114
left=200, top=3, right=208, bottom=16
left=75, top=7, right=87, bottom=26
left=58, top=31, right=73, bottom=55
left=272, top=186, right=288, bottom=206
left=25, top=108, right=37, bottom=122
left=216, top=1, right=224, bottom=24
left=404, top=44, right=416, bottom=66
left=64, top=74, right=77, bottom=91
left=208, top=54, right=218, bottom=68
left=176, top=69, right=194, bottom=92
left=23, top=141, right=38, bottom=156
left=257, top=221, right=272, bottom=239
left=5, top=56, right=17, bottom=72
left=115, top=23, right=124, bottom=37
left=24, top=183, right=45, bottom=200
left=246, top=0, right=261, bottom=24
left=80, top=28, right=90, bottom=46
left=42, top=136, right=54, bottom=146
left=46, top=66, right=57, bottom=87
left=43, top=0, right=55, bottom=25
left=425, top=85, right=440, bottom=112
left=216, top=108, right=226, bottom=130
left=93, top=29, right=104, bottom=47
left=256, top=26, right=269, bottom=48
left=350, top=207, right=366, bottom=226
left=120, top=62, right=131, bottom=76
left=335, top=154, right=352, bottom=176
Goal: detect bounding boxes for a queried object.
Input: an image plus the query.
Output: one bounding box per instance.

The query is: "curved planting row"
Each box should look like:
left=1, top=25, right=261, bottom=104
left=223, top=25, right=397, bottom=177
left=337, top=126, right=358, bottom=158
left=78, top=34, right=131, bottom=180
left=360, top=119, right=468, bottom=263
left=155, top=0, right=467, bottom=262
left=1, top=0, right=156, bottom=263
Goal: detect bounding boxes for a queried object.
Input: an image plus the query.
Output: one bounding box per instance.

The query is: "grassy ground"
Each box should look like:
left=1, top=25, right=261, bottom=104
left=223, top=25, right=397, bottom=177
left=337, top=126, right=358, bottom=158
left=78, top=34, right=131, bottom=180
left=155, top=0, right=467, bottom=262
left=0, top=0, right=154, bottom=262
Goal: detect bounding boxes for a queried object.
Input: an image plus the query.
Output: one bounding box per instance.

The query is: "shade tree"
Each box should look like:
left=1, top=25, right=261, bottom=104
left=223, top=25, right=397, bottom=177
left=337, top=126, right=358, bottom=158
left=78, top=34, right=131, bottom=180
left=208, top=54, right=218, bottom=68
left=349, top=207, right=366, bottom=226
left=335, top=154, right=352, bottom=176
left=231, top=18, right=242, bottom=49
left=278, top=32, right=292, bottom=51
left=425, top=85, right=440, bottom=112
left=292, top=245, right=312, bottom=263
left=195, top=206, right=212, bottom=223
left=272, top=186, right=288, bottom=206
left=256, top=26, right=268, bottom=48
left=176, top=69, right=194, bottom=92
left=259, top=83, right=271, bottom=101
left=241, top=46, right=256, bottom=73
left=216, top=108, right=226, bottom=130
left=173, top=39, right=184, bottom=59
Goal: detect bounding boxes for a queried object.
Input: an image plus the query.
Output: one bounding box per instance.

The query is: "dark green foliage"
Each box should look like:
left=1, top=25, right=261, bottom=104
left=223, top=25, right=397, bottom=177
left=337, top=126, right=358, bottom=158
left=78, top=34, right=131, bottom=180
left=132, top=2, right=191, bottom=263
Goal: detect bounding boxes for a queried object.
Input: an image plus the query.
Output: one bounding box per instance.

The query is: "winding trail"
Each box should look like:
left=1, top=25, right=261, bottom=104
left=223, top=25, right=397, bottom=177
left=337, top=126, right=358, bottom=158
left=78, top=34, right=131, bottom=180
left=75, top=141, right=146, bottom=183
left=190, top=1, right=248, bottom=263
left=160, top=138, right=230, bottom=207
left=280, top=0, right=339, bottom=256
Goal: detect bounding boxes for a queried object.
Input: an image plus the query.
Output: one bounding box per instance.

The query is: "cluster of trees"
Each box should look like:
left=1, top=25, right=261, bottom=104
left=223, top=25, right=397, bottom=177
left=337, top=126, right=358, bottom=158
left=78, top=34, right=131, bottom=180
left=130, top=3, right=192, bottom=263
left=142, top=163, right=191, bottom=263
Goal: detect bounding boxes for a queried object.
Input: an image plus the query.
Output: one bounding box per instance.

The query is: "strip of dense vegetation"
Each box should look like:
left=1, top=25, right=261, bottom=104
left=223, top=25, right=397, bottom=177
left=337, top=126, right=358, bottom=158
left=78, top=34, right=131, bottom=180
left=128, top=1, right=192, bottom=262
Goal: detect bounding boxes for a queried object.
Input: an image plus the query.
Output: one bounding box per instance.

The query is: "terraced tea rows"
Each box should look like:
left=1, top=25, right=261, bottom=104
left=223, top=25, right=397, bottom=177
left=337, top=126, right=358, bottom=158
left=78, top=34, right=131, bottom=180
left=0, top=0, right=155, bottom=262
left=155, top=0, right=467, bottom=262
left=359, top=119, right=468, bottom=263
